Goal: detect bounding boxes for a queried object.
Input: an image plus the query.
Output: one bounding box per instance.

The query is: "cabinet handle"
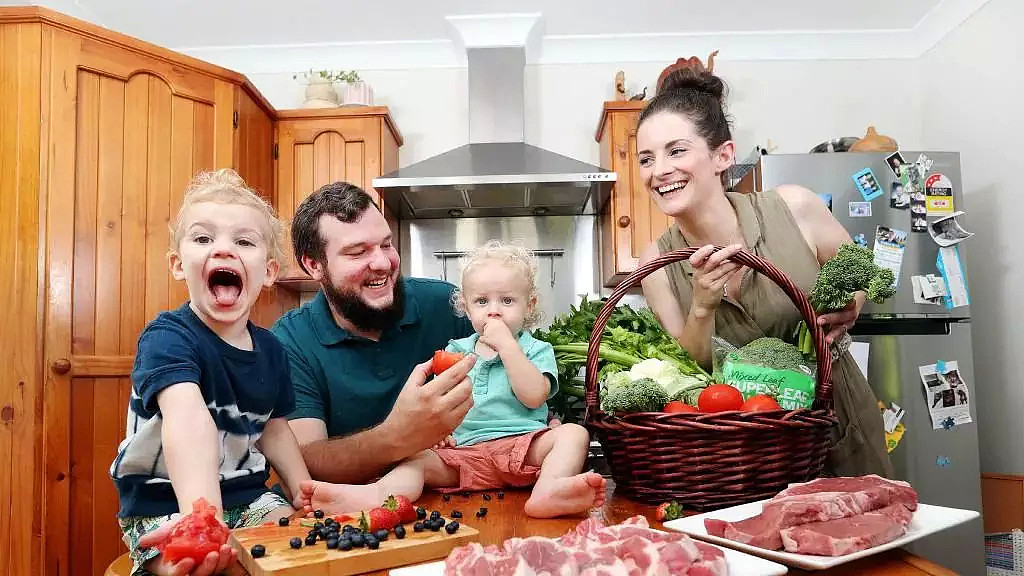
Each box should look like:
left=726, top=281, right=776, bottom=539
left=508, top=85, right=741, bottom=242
left=618, top=216, right=631, bottom=228
left=52, top=358, right=71, bottom=375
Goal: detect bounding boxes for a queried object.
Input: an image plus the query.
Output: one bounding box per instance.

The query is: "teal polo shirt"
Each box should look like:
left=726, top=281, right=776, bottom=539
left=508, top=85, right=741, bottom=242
left=446, top=331, right=559, bottom=447
left=270, top=277, right=474, bottom=438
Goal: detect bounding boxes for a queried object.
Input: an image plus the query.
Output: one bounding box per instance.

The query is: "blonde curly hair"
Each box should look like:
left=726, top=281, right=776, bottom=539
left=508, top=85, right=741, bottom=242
left=451, top=239, right=542, bottom=330
left=169, top=169, right=286, bottom=268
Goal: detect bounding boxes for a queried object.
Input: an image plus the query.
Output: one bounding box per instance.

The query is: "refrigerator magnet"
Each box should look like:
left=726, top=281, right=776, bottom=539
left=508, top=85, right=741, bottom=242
left=853, top=233, right=868, bottom=248
left=921, top=361, right=972, bottom=430
left=936, top=246, right=970, bottom=308
left=873, top=225, right=907, bottom=289
left=928, top=211, right=974, bottom=247
left=817, top=193, right=833, bottom=212
left=925, top=173, right=955, bottom=215
left=889, top=181, right=910, bottom=210
left=852, top=168, right=884, bottom=202
left=936, top=455, right=952, bottom=467
left=849, top=201, right=872, bottom=217
left=885, top=151, right=907, bottom=177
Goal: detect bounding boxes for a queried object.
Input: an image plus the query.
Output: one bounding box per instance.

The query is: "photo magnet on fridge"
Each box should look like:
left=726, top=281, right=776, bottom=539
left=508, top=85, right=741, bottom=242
left=885, top=151, right=907, bottom=177
left=852, top=168, right=884, bottom=202
left=849, top=201, right=872, bottom=217
left=890, top=181, right=910, bottom=209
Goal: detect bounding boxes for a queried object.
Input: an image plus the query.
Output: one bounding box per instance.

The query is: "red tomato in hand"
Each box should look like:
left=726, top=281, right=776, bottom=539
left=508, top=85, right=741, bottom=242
left=159, top=498, right=230, bottom=565
left=432, top=350, right=465, bottom=375
left=663, top=401, right=699, bottom=413
left=697, top=384, right=744, bottom=413
left=741, top=394, right=782, bottom=412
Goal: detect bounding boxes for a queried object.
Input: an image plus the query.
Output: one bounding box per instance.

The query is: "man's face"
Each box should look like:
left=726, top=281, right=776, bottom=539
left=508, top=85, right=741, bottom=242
left=304, top=209, right=403, bottom=332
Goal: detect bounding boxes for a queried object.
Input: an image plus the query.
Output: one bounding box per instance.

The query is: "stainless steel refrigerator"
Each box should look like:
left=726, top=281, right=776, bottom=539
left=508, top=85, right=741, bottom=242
left=735, top=150, right=982, bottom=575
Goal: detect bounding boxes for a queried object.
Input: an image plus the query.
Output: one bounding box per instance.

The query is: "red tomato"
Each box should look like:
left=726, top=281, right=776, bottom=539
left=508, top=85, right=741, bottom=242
left=697, top=384, right=744, bottom=413
left=432, top=350, right=465, bottom=375
left=741, top=394, right=782, bottom=412
left=663, top=401, right=699, bottom=413
left=159, top=498, right=230, bottom=565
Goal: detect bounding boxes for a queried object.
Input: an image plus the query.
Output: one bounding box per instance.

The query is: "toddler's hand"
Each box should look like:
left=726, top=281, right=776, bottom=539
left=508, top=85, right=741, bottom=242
left=432, top=435, right=456, bottom=450
left=138, top=515, right=236, bottom=576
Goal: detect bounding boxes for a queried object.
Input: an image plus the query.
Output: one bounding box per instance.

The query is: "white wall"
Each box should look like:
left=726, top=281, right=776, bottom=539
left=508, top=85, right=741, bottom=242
left=920, top=0, right=1024, bottom=475
left=247, top=58, right=923, bottom=168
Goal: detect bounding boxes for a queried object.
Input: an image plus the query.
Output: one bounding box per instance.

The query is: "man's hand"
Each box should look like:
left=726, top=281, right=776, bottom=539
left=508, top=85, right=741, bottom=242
left=478, top=320, right=518, bottom=355
left=384, top=354, right=476, bottom=453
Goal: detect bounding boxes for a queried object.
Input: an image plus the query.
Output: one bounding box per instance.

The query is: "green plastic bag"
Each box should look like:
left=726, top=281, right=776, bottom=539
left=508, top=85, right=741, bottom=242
left=712, top=337, right=817, bottom=410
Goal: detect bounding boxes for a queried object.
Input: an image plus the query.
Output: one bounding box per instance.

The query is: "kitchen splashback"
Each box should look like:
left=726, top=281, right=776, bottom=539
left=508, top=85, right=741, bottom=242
left=401, top=215, right=645, bottom=328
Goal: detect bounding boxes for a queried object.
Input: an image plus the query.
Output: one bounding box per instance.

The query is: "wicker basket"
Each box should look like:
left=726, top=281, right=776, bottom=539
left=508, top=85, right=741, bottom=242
left=584, top=247, right=839, bottom=510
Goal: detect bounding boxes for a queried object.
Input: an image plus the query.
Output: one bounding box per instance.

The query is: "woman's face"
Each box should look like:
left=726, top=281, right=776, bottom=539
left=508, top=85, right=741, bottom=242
left=636, top=111, right=734, bottom=217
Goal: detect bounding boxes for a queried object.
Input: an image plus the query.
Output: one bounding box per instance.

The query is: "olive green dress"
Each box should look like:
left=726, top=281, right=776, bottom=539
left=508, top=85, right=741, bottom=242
left=655, top=189, right=894, bottom=478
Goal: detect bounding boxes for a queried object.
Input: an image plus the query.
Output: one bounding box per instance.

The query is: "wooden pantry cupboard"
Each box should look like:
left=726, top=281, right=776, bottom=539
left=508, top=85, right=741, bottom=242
left=0, top=7, right=401, bottom=575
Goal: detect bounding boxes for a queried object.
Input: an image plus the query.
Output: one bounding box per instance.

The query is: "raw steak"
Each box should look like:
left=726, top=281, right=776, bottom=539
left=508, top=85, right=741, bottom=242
left=703, top=475, right=919, bottom=552
left=444, top=515, right=727, bottom=576
left=779, top=502, right=915, bottom=556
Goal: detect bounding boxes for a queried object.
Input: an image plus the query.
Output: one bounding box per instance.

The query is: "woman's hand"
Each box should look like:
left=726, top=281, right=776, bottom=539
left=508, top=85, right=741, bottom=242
left=689, top=244, right=746, bottom=317
left=817, top=291, right=865, bottom=345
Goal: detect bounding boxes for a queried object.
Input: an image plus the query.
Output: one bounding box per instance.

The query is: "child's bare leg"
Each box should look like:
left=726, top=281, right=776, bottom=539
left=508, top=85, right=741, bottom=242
left=300, top=450, right=459, bottom=513
left=523, top=424, right=607, bottom=518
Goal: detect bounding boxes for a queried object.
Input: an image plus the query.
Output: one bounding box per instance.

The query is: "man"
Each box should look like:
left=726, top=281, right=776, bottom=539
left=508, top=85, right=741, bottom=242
left=271, top=182, right=477, bottom=484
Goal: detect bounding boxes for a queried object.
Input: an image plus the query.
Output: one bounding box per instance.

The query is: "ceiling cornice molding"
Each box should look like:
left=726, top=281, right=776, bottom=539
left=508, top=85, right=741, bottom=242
left=175, top=0, right=990, bottom=73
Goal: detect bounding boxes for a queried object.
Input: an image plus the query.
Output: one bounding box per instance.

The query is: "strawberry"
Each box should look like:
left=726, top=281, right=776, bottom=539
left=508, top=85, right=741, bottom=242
left=383, top=495, right=417, bottom=524
left=655, top=500, right=684, bottom=522
left=360, top=507, right=400, bottom=532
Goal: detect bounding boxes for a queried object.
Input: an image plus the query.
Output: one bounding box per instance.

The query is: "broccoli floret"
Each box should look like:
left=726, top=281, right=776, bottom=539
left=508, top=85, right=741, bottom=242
left=731, top=337, right=806, bottom=371
left=600, top=377, right=670, bottom=414
left=810, top=243, right=896, bottom=312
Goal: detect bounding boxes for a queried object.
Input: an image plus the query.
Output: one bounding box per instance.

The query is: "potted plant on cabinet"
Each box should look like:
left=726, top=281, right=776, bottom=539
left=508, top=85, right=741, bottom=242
left=293, top=69, right=371, bottom=108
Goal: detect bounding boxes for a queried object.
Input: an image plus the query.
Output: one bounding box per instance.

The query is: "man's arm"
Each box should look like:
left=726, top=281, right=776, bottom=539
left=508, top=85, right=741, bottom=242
left=289, top=417, right=410, bottom=484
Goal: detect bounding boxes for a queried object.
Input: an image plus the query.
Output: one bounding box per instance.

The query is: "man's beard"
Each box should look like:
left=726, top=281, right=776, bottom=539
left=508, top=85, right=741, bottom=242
left=322, top=271, right=406, bottom=333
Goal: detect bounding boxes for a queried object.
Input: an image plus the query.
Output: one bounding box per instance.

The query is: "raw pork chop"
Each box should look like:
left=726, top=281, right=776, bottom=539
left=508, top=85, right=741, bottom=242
left=774, top=475, right=918, bottom=510
left=779, top=502, right=915, bottom=556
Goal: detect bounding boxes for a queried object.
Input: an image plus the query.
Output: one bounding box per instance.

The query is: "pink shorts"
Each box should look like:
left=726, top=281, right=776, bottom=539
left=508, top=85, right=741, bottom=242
left=432, top=428, right=550, bottom=492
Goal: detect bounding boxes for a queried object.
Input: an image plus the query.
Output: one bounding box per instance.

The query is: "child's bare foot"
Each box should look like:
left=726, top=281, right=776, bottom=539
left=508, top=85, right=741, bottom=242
left=299, top=480, right=384, bottom=515
left=524, top=472, right=607, bottom=518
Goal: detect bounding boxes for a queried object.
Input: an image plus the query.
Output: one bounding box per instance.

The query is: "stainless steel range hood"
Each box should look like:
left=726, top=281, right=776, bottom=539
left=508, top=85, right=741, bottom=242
left=373, top=16, right=615, bottom=220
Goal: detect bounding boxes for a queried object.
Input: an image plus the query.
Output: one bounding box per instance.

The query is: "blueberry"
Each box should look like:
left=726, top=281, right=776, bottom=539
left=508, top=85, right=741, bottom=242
left=350, top=533, right=365, bottom=547
left=366, top=537, right=380, bottom=550
left=324, top=518, right=336, bottom=527
left=482, top=493, right=491, bottom=501
left=478, top=507, right=488, bottom=517
left=278, top=517, right=290, bottom=527
left=314, top=509, right=325, bottom=519
left=429, top=520, right=442, bottom=532
left=289, top=537, right=302, bottom=549
left=374, top=529, right=389, bottom=541
left=338, top=538, right=353, bottom=551
left=445, top=521, right=460, bottom=534
left=313, top=521, right=324, bottom=530
left=450, top=510, right=462, bottom=519
left=429, top=510, right=441, bottom=521
left=460, top=491, right=470, bottom=498
left=394, top=525, right=406, bottom=539
left=413, top=522, right=425, bottom=532
left=305, top=534, right=318, bottom=546
left=442, top=494, right=451, bottom=502
left=250, top=544, right=266, bottom=558
left=326, top=537, right=339, bottom=549
left=416, top=507, right=427, bottom=520
left=343, top=524, right=356, bottom=533
left=497, top=491, right=505, bottom=500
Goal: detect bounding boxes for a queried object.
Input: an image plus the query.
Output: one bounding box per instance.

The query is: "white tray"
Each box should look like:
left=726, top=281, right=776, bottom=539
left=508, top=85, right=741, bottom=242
left=662, top=500, right=979, bottom=571
left=389, top=543, right=789, bottom=575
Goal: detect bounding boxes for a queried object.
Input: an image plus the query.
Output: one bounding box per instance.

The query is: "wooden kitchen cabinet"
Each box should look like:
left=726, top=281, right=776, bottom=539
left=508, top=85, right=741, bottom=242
left=596, top=101, right=673, bottom=287
left=274, top=107, right=403, bottom=287
left=0, top=7, right=372, bottom=575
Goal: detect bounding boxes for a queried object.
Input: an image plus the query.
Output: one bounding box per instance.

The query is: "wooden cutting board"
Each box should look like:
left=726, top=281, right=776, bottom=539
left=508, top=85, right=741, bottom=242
left=229, top=516, right=478, bottom=576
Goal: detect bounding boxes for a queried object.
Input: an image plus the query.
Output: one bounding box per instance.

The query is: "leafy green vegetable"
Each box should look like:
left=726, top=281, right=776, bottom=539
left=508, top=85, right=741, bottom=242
left=729, top=337, right=807, bottom=371
left=810, top=243, right=896, bottom=312
left=534, top=296, right=710, bottom=424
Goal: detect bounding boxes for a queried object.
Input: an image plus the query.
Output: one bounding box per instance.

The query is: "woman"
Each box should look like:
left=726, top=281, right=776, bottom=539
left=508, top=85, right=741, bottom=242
left=636, top=67, right=893, bottom=478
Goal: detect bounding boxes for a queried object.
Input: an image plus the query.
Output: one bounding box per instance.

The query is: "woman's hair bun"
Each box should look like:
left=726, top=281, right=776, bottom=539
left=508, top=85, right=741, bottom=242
left=657, top=67, right=726, bottom=100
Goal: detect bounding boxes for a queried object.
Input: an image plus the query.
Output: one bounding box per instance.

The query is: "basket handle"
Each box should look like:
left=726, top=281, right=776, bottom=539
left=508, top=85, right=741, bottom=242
left=584, top=246, right=834, bottom=412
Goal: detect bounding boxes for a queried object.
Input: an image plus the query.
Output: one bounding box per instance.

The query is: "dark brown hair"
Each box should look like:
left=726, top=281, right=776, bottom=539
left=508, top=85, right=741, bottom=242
left=638, top=68, right=733, bottom=186
left=291, top=181, right=380, bottom=275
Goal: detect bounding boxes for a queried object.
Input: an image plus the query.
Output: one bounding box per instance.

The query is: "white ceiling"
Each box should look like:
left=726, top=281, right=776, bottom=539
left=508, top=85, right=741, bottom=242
left=67, top=0, right=943, bottom=48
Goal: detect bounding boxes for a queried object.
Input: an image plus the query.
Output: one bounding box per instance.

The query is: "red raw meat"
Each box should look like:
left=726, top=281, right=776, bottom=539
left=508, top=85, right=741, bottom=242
left=780, top=503, right=915, bottom=556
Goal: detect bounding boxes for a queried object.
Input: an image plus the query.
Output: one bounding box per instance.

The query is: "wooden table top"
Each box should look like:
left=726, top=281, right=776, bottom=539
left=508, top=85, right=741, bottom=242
left=108, top=484, right=955, bottom=576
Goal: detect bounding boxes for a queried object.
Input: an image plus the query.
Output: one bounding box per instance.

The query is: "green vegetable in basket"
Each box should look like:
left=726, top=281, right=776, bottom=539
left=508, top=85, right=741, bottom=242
left=728, top=337, right=806, bottom=371
left=600, top=377, right=670, bottom=414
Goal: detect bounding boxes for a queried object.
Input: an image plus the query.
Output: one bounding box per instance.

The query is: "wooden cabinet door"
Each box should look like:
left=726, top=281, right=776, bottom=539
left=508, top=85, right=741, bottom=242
left=42, top=29, right=234, bottom=576
left=599, top=107, right=672, bottom=287
left=275, top=116, right=382, bottom=284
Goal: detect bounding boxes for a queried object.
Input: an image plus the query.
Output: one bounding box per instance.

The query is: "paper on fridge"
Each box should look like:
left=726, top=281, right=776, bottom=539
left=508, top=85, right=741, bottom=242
left=928, top=211, right=975, bottom=247
left=911, top=274, right=947, bottom=305
left=936, top=246, right=970, bottom=309
left=882, top=402, right=905, bottom=434
left=873, top=225, right=907, bottom=289
left=920, top=361, right=972, bottom=430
